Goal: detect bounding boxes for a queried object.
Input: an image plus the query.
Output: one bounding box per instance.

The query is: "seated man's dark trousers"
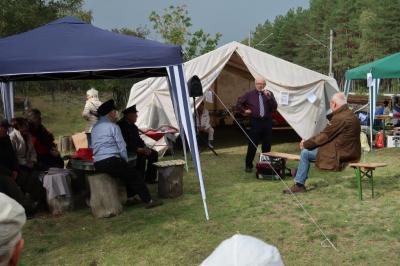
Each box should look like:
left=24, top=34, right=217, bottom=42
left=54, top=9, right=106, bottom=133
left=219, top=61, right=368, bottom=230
left=0, top=167, right=37, bottom=216
left=136, top=149, right=158, bottom=183
left=246, top=117, right=272, bottom=169
left=94, top=156, right=151, bottom=203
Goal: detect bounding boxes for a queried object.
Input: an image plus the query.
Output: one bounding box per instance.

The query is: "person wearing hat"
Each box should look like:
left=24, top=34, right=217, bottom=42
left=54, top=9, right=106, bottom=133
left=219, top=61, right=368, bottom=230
left=0, top=120, right=38, bottom=218
left=117, top=105, right=159, bottom=184
left=91, top=100, right=162, bottom=209
left=82, top=88, right=102, bottom=133
left=0, top=193, right=26, bottom=266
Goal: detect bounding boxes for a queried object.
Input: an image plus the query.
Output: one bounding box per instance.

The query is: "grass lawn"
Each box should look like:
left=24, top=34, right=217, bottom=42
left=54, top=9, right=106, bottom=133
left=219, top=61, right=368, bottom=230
left=17, top=93, right=400, bottom=265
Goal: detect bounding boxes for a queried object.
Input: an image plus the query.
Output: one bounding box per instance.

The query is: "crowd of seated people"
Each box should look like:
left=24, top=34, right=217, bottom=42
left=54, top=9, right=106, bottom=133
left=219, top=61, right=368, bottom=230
left=0, top=109, right=69, bottom=218
left=0, top=119, right=39, bottom=217
left=1, top=96, right=169, bottom=218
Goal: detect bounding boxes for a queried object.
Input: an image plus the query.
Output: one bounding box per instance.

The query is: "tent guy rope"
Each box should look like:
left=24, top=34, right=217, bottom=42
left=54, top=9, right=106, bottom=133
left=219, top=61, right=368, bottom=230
left=210, top=90, right=339, bottom=251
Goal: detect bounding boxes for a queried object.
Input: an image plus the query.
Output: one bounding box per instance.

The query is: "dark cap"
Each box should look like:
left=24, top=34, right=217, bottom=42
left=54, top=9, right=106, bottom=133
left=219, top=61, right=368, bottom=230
left=97, top=99, right=117, bottom=116
left=122, top=105, right=138, bottom=115
left=0, top=119, right=10, bottom=128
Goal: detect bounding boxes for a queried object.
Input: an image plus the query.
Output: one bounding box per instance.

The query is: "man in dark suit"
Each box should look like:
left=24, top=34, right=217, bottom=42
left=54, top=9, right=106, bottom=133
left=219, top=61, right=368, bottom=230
left=117, top=105, right=159, bottom=184
left=237, top=77, right=278, bottom=172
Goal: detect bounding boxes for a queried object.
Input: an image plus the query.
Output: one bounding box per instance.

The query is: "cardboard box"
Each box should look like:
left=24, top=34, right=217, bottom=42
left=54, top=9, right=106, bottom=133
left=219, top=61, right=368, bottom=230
left=387, top=135, right=400, bottom=148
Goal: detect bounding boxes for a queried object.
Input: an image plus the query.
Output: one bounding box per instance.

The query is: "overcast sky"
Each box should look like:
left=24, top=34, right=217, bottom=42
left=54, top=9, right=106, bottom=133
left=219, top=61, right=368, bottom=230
left=83, top=0, right=309, bottom=45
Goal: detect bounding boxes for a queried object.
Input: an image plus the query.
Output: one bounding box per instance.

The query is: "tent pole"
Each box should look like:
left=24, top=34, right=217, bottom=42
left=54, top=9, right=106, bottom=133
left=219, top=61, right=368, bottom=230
left=167, top=64, right=209, bottom=220
left=180, top=123, right=189, bottom=172
left=369, top=85, right=374, bottom=151
left=0, top=82, right=14, bottom=121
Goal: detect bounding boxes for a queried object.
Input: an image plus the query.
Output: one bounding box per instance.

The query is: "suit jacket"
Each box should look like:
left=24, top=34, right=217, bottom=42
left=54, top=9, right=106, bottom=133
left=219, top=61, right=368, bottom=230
left=304, top=104, right=361, bottom=171
left=236, top=88, right=277, bottom=118
left=117, top=118, right=145, bottom=154
left=0, top=135, right=19, bottom=172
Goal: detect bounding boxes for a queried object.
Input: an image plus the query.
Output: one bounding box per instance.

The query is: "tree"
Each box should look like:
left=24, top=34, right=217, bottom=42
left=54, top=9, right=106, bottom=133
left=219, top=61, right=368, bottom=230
left=245, top=0, right=400, bottom=91
left=0, top=0, right=92, bottom=37
left=149, top=5, right=221, bottom=60
left=111, top=26, right=150, bottom=39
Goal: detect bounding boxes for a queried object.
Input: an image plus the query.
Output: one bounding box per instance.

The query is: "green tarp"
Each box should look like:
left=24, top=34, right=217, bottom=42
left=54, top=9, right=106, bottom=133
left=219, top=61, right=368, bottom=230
left=345, top=52, right=400, bottom=80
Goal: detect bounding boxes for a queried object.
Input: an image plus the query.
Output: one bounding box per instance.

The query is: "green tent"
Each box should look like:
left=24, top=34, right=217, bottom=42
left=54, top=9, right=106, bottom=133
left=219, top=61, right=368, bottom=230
left=344, top=51, right=400, bottom=149
left=345, top=52, right=400, bottom=80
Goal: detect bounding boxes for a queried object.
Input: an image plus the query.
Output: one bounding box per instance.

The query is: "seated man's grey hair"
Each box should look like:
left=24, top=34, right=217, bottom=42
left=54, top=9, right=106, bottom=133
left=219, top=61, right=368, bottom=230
left=332, top=92, right=347, bottom=106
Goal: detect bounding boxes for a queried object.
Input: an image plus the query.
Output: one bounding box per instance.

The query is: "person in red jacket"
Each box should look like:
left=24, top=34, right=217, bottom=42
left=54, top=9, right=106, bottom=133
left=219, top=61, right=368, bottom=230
left=25, top=109, right=63, bottom=170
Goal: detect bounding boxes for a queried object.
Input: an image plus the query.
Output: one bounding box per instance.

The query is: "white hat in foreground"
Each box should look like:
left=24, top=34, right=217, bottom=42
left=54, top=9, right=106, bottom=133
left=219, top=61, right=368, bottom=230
left=200, top=234, right=284, bottom=266
left=0, top=193, right=26, bottom=251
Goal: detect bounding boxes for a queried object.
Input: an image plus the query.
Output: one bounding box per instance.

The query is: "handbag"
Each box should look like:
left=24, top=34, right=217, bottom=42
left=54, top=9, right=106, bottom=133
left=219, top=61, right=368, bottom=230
left=256, top=154, right=287, bottom=180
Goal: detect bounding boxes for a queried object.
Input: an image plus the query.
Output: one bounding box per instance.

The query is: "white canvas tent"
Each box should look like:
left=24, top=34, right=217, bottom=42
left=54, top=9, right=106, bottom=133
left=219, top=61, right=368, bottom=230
left=128, top=41, right=339, bottom=140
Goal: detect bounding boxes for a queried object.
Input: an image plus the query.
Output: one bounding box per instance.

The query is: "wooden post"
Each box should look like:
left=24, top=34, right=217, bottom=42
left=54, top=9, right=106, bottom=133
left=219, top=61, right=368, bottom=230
left=87, top=173, right=127, bottom=218
left=154, top=160, right=185, bottom=198
left=355, top=167, right=362, bottom=200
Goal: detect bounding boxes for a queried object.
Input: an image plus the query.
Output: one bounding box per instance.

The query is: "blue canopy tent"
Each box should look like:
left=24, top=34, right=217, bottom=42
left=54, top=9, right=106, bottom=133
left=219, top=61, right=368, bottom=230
left=0, top=17, right=209, bottom=219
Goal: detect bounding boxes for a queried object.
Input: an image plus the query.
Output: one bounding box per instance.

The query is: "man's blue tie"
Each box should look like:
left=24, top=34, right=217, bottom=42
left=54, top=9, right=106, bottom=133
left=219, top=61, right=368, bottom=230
left=259, top=92, right=265, bottom=117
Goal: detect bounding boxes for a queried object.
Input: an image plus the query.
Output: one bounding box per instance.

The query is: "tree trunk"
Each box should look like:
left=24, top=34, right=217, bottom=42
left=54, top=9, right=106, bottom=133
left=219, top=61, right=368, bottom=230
left=87, top=173, right=127, bottom=218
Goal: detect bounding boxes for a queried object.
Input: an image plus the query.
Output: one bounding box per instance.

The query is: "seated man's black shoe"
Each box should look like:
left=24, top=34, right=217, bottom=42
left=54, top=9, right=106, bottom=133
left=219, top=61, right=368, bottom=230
left=126, top=196, right=142, bottom=206
left=245, top=167, right=252, bottom=173
left=145, top=199, right=163, bottom=209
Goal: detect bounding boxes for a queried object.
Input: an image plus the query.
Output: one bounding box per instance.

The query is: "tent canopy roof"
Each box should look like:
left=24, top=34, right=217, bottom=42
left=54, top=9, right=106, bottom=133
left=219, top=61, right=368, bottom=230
left=345, top=52, right=400, bottom=80
left=0, top=16, right=183, bottom=81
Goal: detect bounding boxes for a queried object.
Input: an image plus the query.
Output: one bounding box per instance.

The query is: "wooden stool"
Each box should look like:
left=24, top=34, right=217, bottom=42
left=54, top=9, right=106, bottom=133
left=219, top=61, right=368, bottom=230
left=153, top=160, right=185, bottom=198
left=349, top=162, right=387, bottom=200
left=87, top=173, right=127, bottom=218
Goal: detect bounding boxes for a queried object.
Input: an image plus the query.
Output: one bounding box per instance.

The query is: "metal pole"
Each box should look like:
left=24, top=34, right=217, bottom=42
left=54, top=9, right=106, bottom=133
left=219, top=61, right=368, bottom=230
left=248, top=31, right=251, bottom=47
left=329, top=29, right=333, bottom=77
left=305, top=32, right=333, bottom=77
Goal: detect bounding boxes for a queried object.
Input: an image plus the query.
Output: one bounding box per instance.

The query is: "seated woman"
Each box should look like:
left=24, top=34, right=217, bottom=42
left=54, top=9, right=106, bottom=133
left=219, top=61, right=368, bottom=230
left=25, top=109, right=64, bottom=170
left=0, top=119, right=37, bottom=217
left=9, top=117, right=46, bottom=208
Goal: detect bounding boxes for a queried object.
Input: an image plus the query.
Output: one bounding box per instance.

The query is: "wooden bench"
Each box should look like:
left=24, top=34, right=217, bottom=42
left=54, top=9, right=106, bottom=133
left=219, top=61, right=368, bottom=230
left=265, top=152, right=388, bottom=200
left=260, top=152, right=301, bottom=179
left=349, top=162, right=388, bottom=200
left=263, top=151, right=300, bottom=161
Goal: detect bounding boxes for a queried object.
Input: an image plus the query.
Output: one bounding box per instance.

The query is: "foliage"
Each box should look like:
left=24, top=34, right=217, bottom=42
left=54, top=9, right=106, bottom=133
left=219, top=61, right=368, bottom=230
left=246, top=0, right=400, bottom=92
left=111, top=26, right=150, bottom=39
left=149, top=5, right=221, bottom=60
left=0, top=0, right=92, bottom=37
